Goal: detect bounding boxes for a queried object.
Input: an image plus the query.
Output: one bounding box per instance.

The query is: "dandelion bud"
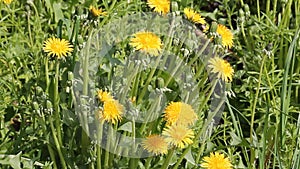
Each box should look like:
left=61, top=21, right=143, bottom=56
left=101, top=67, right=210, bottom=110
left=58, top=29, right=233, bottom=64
left=171, top=1, right=179, bottom=12
left=46, top=100, right=53, bottom=109
left=156, top=77, right=164, bottom=88
left=210, top=22, right=218, bottom=33
left=239, top=9, right=245, bottom=18
left=244, top=4, right=250, bottom=17
left=35, top=86, right=43, bottom=95
left=32, top=102, right=39, bottom=111
left=68, top=71, right=74, bottom=81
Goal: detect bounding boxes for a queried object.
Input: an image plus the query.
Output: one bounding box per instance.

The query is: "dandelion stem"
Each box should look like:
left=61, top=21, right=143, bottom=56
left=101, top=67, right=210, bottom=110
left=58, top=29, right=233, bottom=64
left=97, top=122, right=103, bottom=169
left=145, top=157, right=153, bottom=169
left=54, top=59, right=62, bottom=145
left=173, top=147, right=191, bottom=169
left=161, top=148, right=175, bottom=169
left=44, top=57, right=50, bottom=93
left=49, top=116, right=67, bottom=169
left=250, top=54, right=267, bottom=167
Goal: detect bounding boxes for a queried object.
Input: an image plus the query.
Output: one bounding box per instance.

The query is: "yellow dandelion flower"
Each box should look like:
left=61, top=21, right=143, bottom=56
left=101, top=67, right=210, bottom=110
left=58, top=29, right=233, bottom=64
left=142, top=134, right=168, bottom=155
left=216, top=24, right=234, bottom=48
left=162, top=124, right=194, bottom=149
left=129, top=31, right=162, bottom=56
left=43, top=37, right=73, bottom=59
left=97, top=90, right=113, bottom=102
left=3, top=0, right=12, bottom=5
left=99, top=99, right=123, bottom=124
left=201, top=152, right=233, bottom=169
left=164, top=102, right=198, bottom=126
left=89, top=6, right=107, bottom=17
left=147, top=0, right=170, bottom=15
left=208, top=57, right=234, bottom=82
left=184, top=8, right=206, bottom=25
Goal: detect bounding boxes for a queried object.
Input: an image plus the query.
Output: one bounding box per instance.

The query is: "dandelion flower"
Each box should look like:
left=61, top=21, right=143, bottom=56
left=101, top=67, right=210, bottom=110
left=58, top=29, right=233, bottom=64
left=3, top=0, right=12, bottom=5
left=164, top=102, right=198, bottom=126
left=99, top=99, right=123, bottom=124
left=208, top=57, right=234, bottom=82
left=201, top=152, right=233, bottom=169
left=216, top=24, right=234, bottom=48
left=163, top=124, right=194, bottom=149
left=142, top=134, right=168, bottom=155
left=97, top=90, right=113, bottom=102
left=43, top=37, right=73, bottom=59
left=89, top=6, right=107, bottom=17
left=184, top=8, right=206, bottom=25
left=147, top=0, right=170, bottom=15
left=130, top=31, right=162, bottom=56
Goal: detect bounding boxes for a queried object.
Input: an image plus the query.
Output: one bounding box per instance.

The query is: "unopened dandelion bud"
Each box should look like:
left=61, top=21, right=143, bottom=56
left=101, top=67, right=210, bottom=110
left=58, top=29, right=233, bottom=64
left=244, top=4, right=250, bottom=17
left=210, top=22, right=218, bottom=33
left=32, top=102, right=39, bottom=111
left=156, top=77, right=164, bottom=88
left=46, top=100, right=53, bottom=109
left=78, top=35, right=84, bottom=44
left=35, top=86, right=43, bottom=95
left=171, top=1, right=179, bottom=12
left=239, top=9, right=245, bottom=18
left=68, top=71, right=74, bottom=81
left=280, top=0, right=287, bottom=5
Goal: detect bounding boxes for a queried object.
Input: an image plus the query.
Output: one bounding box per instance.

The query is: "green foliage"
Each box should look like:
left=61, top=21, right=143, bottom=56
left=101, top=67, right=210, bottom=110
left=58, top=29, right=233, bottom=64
left=0, top=0, right=300, bottom=168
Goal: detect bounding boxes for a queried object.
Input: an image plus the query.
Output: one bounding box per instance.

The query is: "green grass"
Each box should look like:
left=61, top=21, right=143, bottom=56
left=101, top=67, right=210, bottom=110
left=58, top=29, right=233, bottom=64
left=0, top=0, right=300, bottom=168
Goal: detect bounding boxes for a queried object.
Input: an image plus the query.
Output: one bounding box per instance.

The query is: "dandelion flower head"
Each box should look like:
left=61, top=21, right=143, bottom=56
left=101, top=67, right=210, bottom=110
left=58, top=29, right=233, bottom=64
left=99, top=99, right=123, bottom=124
left=201, top=152, right=233, bottom=169
left=97, top=90, right=113, bottom=102
left=216, top=24, right=234, bottom=48
left=3, top=0, right=12, bottom=5
left=184, top=8, right=206, bottom=25
left=43, top=37, right=73, bottom=59
left=147, top=0, right=170, bottom=15
left=164, top=102, right=198, bottom=126
left=142, top=134, right=168, bottom=155
left=163, top=124, right=194, bottom=149
left=130, top=31, right=162, bottom=56
left=89, top=6, right=107, bottom=17
left=208, top=57, right=234, bottom=82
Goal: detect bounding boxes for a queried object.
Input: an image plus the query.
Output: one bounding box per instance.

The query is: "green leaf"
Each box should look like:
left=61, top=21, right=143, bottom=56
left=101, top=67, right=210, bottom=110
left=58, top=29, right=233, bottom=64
left=184, top=148, right=196, bottom=165
left=53, top=2, right=64, bottom=23
left=230, top=132, right=242, bottom=145
left=118, top=122, right=133, bottom=133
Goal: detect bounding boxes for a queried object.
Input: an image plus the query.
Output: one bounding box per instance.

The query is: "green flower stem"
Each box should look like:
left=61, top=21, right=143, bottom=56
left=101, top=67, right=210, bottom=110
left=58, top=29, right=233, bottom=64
left=129, top=118, right=138, bottom=168
left=194, top=97, right=226, bottom=165
left=173, top=147, right=191, bottom=169
left=40, top=106, right=58, bottom=169
left=81, top=31, right=93, bottom=155
left=49, top=116, right=67, bottom=169
left=256, top=0, right=260, bottom=21
left=144, top=156, right=153, bottom=169
left=137, top=55, right=162, bottom=104
left=97, top=123, right=103, bottom=169
left=54, top=59, right=62, bottom=146
left=161, top=148, right=175, bottom=169
left=45, top=57, right=50, bottom=93
left=197, top=79, right=218, bottom=114
left=250, top=54, right=267, bottom=167
left=47, top=144, right=58, bottom=169
left=104, top=124, right=113, bottom=168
